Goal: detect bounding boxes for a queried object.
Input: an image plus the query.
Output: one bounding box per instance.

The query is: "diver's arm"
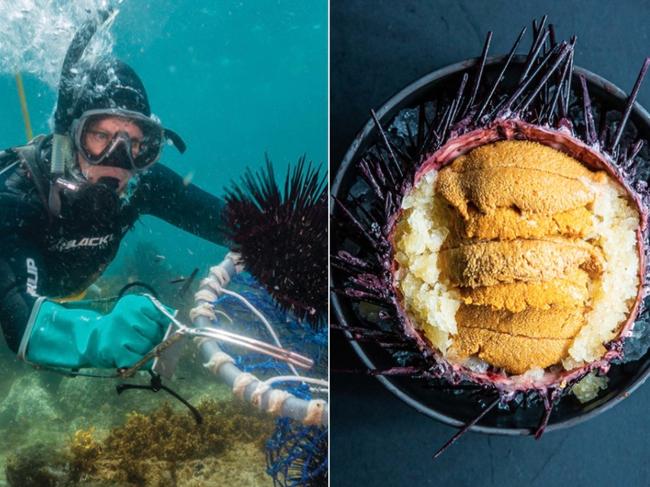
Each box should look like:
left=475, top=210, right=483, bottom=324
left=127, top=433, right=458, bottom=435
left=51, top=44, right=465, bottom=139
left=0, top=241, right=41, bottom=353
left=0, top=196, right=169, bottom=368
left=0, top=191, right=49, bottom=352
left=0, top=234, right=170, bottom=368
left=138, top=163, right=230, bottom=246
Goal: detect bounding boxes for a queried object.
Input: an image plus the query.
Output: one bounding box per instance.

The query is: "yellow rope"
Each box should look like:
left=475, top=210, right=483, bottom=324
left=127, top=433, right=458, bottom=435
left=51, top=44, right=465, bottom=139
left=15, top=74, right=85, bottom=303
left=54, top=289, right=88, bottom=303
left=14, top=72, right=33, bottom=142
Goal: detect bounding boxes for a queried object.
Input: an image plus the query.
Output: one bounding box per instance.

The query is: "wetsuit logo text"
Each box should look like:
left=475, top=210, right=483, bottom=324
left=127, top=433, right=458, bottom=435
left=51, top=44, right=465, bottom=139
left=26, top=258, right=39, bottom=297
left=51, top=234, right=115, bottom=252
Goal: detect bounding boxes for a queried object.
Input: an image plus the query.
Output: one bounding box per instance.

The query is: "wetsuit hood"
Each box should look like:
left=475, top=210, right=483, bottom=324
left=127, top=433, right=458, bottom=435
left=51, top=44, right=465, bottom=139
left=67, top=57, right=151, bottom=126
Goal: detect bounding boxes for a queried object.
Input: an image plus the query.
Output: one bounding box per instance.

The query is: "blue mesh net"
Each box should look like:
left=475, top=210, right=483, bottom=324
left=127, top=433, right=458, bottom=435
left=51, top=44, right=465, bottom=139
left=265, top=417, right=328, bottom=487
left=212, top=273, right=327, bottom=376
left=210, top=272, right=328, bottom=485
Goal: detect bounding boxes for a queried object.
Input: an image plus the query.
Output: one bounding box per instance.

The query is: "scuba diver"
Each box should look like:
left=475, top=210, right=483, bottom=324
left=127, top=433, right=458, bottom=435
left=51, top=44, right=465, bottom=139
left=0, top=53, right=229, bottom=371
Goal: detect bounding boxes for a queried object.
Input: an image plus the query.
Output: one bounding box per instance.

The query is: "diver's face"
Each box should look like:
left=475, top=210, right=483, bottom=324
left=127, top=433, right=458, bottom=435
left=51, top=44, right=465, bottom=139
left=77, top=115, right=144, bottom=193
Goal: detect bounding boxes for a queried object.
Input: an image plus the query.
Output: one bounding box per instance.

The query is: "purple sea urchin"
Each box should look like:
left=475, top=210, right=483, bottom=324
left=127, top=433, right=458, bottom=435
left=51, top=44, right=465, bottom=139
left=225, top=156, right=327, bottom=327
left=332, top=17, right=650, bottom=448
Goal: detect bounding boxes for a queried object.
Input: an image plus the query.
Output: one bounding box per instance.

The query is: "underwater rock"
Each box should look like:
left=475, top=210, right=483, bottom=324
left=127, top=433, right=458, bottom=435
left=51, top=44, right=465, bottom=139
left=5, top=443, right=71, bottom=487
left=0, top=373, right=61, bottom=425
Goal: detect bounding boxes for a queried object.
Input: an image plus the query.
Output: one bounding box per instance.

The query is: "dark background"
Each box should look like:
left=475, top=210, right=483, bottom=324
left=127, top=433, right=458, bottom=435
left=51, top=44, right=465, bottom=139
left=330, top=1, right=650, bottom=486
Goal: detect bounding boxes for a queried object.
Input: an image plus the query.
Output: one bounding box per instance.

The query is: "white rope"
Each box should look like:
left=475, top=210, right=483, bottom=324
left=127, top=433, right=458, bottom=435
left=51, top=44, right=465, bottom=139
left=250, top=381, right=272, bottom=409
left=146, top=295, right=310, bottom=368
left=209, top=265, right=231, bottom=289
left=267, top=389, right=292, bottom=416
left=189, top=254, right=239, bottom=322
left=189, top=303, right=233, bottom=323
left=207, top=263, right=283, bottom=348
left=304, top=399, right=327, bottom=426
left=225, top=251, right=245, bottom=273
left=218, top=288, right=281, bottom=346
left=197, top=263, right=300, bottom=377
left=233, top=372, right=256, bottom=400
left=194, top=288, right=218, bottom=303
left=186, top=256, right=329, bottom=425
left=203, top=351, right=235, bottom=375
left=189, top=302, right=216, bottom=321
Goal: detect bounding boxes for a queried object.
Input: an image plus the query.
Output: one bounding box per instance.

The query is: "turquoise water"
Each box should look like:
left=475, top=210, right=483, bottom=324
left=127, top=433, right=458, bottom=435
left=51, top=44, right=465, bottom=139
left=0, top=1, right=327, bottom=485
left=1, top=0, right=327, bottom=274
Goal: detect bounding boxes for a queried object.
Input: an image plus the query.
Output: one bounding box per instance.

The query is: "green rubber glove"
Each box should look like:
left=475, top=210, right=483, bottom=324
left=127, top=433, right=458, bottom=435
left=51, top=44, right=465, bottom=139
left=23, top=294, right=172, bottom=369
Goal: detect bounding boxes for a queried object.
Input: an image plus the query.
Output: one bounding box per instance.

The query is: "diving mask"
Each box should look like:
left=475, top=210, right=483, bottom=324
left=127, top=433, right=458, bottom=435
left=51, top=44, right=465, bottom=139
left=70, top=109, right=185, bottom=172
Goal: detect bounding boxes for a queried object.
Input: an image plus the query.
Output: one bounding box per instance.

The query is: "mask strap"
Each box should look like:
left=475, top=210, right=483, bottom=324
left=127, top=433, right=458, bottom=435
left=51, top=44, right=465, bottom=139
left=164, top=128, right=187, bottom=154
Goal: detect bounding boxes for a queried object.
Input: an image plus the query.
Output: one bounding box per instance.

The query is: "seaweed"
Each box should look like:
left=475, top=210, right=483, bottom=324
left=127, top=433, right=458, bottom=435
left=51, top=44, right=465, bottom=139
left=65, top=399, right=274, bottom=486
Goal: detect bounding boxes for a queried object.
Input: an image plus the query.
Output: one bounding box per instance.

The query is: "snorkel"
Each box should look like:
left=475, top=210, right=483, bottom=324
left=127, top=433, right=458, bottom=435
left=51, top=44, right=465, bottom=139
left=49, top=9, right=116, bottom=217
left=49, top=10, right=188, bottom=217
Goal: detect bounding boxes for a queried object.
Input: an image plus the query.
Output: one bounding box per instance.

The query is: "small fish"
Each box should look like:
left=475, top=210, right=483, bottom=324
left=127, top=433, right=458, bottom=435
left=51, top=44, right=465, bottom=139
left=180, top=268, right=199, bottom=296
left=169, top=268, right=200, bottom=289
left=154, top=254, right=166, bottom=263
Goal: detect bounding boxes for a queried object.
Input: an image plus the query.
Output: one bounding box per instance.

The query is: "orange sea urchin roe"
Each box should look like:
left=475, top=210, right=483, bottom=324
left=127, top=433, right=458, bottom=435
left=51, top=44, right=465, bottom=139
left=437, top=140, right=607, bottom=374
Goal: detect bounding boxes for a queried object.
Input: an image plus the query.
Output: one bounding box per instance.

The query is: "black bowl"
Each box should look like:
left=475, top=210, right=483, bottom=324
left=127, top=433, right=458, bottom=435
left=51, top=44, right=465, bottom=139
left=331, top=55, right=650, bottom=435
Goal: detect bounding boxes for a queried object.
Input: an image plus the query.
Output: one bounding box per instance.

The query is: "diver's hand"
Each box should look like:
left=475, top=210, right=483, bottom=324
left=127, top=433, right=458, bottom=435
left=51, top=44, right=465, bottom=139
left=23, top=295, right=173, bottom=370
left=95, top=295, right=171, bottom=368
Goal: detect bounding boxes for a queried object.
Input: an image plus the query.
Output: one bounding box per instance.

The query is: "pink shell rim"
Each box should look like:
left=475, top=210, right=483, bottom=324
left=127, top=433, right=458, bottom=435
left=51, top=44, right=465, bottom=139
left=330, top=56, right=650, bottom=434
left=390, top=119, right=649, bottom=394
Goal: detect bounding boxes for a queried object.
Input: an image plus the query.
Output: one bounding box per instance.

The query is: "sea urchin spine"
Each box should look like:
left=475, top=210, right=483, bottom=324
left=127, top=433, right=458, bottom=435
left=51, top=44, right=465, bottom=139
left=225, top=156, right=327, bottom=327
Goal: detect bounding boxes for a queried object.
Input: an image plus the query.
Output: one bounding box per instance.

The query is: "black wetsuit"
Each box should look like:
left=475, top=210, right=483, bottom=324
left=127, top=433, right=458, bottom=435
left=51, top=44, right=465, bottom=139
left=0, top=135, right=229, bottom=352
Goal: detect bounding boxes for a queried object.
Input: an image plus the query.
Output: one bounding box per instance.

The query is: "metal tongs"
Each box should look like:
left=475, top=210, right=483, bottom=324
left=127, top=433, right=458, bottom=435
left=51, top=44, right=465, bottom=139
left=117, top=294, right=314, bottom=379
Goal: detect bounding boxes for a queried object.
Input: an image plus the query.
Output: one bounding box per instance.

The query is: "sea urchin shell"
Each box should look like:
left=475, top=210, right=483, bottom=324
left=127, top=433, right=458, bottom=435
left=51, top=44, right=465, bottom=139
left=333, top=17, right=650, bottom=443
left=225, top=156, right=327, bottom=327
